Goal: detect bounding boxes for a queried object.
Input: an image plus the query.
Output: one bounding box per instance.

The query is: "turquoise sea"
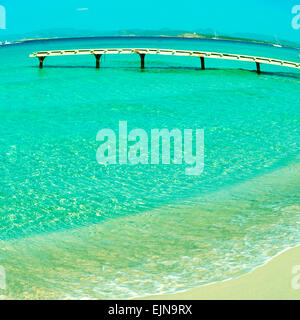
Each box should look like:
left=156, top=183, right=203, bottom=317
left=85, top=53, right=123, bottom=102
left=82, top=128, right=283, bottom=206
left=0, top=37, right=299, bottom=299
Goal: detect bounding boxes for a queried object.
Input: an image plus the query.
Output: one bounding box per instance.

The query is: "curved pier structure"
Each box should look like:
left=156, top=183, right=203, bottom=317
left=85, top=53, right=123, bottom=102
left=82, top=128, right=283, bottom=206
left=30, top=48, right=300, bottom=73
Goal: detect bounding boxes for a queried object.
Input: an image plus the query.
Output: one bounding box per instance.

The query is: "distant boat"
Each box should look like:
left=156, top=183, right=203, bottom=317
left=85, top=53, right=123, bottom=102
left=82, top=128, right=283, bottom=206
left=273, top=36, right=283, bottom=48
left=213, top=31, right=218, bottom=40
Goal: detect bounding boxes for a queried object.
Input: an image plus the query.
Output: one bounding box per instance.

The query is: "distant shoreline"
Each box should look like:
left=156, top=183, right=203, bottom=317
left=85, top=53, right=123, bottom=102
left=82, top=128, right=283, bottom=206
left=2, top=34, right=300, bottom=51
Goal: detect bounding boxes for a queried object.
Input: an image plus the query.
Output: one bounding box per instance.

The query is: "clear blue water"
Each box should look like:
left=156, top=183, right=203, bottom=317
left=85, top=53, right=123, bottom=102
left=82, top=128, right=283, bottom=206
left=0, top=37, right=299, bottom=299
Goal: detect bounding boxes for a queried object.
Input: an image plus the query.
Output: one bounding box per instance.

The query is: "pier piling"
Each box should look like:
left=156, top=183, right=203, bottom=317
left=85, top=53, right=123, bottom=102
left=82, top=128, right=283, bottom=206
left=38, top=57, right=46, bottom=68
left=140, top=54, right=145, bottom=69
left=94, top=54, right=102, bottom=68
left=200, top=57, right=205, bottom=70
left=256, top=62, right=261, bottom=74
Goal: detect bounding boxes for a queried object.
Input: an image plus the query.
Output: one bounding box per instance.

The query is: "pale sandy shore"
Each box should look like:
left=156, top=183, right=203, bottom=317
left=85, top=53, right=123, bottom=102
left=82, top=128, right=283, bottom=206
left=144, top=245, right=300, bottom=300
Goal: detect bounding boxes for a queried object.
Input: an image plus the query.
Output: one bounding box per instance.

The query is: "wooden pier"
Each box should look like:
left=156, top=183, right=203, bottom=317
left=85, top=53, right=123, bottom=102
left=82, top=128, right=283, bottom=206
left=30, top=48, right=300, bottom=73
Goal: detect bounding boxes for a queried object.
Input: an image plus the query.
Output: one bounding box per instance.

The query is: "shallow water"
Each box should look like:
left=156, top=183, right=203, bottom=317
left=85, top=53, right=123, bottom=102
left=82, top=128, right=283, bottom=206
left=0, top=37, right=299, bottom=299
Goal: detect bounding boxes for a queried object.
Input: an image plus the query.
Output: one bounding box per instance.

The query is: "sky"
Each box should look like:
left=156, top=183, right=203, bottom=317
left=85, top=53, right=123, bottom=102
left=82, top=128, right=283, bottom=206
left=0, top=0, right=300, bottom=43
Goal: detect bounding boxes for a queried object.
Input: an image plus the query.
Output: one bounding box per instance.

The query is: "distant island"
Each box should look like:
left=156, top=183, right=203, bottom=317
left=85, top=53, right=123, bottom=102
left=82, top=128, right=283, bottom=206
left=1, top=29, right=300, bottom=49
